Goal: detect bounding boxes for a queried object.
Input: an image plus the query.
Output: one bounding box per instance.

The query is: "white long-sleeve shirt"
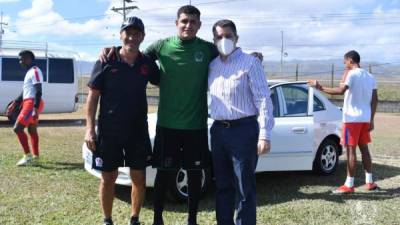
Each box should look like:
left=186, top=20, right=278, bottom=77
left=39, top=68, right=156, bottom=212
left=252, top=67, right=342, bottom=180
left=208, top=48, right=274, bottom=140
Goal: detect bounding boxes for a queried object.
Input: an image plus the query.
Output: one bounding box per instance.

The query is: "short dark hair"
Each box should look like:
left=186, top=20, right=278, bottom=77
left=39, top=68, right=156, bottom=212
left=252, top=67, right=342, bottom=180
left=19, top=50, right=35, bottom=61
left=212, top=19, right=237, bottom=37
left=177, top=5, right=201, bottom=19
left=344, top=50, right=360, bottom=64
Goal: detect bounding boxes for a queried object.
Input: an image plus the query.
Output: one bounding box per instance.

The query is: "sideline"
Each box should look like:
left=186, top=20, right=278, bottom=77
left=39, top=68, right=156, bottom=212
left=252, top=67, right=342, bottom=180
left=0, top=119, right=85, bottom=127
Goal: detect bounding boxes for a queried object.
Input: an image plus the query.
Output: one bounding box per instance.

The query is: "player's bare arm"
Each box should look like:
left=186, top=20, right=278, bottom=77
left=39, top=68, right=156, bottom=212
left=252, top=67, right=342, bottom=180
left=85, top=88, right=100, bottom=151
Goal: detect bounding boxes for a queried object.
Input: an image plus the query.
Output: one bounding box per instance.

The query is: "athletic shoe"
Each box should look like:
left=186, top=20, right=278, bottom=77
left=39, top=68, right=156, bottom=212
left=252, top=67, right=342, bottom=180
left=152, top=221, right=164, bottom=225
left=103, top=218, right=113, bottom=225
left=31, top=155, right=40, bottom=165
left=16, top=154, right=32, bottom=166
left=332, top=185, right=355, bottom=194
left=129, top=216, right=142, bottom=225
left=365, top=182, right=378, bottom=191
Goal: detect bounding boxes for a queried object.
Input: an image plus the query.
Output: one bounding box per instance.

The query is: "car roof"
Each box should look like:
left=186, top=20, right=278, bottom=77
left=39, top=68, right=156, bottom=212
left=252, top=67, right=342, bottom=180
left=269, top=79, right=308, bottom=87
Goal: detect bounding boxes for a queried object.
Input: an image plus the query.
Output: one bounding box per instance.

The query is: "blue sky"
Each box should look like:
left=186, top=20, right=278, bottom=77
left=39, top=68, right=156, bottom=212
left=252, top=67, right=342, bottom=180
left=0, top=0, right=399, bottom=62
left=2, top=0, right=109, bottom=19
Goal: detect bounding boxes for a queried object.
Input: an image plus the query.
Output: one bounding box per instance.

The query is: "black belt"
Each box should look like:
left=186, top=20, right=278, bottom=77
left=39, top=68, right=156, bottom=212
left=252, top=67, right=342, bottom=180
left=214, top=116, right=257, bottom=128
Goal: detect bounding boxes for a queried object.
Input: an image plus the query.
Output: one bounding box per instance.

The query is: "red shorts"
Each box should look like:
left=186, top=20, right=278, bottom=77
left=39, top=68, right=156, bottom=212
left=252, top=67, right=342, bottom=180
left=17, top=99, right=44, bottom=126
left=340, top=123, right=371, bottom=146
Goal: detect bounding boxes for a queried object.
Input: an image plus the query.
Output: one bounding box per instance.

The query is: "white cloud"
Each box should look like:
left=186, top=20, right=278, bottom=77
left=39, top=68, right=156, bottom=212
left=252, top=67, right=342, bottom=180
left=15, top=0, right=119, bottom=39
left=1, top=14, right=19, bottom=41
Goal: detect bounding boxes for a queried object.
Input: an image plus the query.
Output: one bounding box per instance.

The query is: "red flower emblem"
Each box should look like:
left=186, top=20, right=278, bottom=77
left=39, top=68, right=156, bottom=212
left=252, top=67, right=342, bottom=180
left=140, top=64, right=149, bottom=76
left=111, top=69, right=118, bottom=75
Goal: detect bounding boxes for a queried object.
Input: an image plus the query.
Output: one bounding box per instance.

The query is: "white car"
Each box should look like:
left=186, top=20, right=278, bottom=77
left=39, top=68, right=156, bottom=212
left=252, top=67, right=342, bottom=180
left=82, top=81, right=342, bottom=201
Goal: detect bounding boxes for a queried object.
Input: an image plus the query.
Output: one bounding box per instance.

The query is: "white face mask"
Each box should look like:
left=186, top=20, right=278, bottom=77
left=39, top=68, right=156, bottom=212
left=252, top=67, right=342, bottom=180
left=216, top=38, right=235, bottom=56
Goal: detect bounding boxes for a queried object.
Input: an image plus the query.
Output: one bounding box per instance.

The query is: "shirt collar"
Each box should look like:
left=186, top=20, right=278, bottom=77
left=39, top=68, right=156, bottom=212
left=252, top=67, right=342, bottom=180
left=115, top=46, right=143, bottom=66
left=26, top=64, right=36, bottom=71
left=173, top=36, right=198, bottom=47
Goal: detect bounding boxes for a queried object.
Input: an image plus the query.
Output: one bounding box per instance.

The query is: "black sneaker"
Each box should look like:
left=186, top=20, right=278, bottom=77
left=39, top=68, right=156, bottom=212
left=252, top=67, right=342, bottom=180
left=152, top=222, right=164, bottom=225
left=152, top=218, right=164, bottom=225
left=130, top=221, right=142, bottom=225
left=130, top=216, right=142, bottom=225
left=104, top=218, right=114, bottom=225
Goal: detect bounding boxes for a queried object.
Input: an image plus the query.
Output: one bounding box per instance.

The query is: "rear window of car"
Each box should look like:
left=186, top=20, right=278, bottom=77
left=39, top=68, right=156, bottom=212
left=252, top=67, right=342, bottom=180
left=313, top=96, right=325, bottom=112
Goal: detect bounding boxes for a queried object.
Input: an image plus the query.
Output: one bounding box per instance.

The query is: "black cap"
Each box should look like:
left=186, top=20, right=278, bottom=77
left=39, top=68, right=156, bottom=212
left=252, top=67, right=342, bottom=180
left=120, top=16, right=145, bottom=33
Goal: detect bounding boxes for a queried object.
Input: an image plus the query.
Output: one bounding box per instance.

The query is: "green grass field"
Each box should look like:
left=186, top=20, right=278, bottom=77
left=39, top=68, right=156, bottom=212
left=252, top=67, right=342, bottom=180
left=1, top=113, right=399, bottom=225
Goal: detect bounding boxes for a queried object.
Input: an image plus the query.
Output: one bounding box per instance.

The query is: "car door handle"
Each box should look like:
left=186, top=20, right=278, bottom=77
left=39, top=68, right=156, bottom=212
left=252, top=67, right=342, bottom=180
left=292, top=127, right=307, bottom=134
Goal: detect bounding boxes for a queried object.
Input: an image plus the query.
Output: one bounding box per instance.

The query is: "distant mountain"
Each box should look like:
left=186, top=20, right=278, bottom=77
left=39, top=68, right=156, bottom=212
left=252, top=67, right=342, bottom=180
left=75, top=59, right=400, bottom=79
left=263, top=59, right=400, bottom=79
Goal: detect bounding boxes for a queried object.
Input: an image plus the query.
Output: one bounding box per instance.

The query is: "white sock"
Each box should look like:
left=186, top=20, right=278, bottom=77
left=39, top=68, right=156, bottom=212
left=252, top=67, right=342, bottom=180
left=365, top=172, right=373, bottom=184
left=344, top=176, right=354, bottom=187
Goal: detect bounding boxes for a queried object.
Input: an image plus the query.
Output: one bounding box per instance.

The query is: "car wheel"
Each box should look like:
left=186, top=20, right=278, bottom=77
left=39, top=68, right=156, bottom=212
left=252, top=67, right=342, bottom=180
left=6, top=102, right=21, bottom=124
left=168, top=168, right=210, bottom=202
left=313, top=138, right=339, bottom=175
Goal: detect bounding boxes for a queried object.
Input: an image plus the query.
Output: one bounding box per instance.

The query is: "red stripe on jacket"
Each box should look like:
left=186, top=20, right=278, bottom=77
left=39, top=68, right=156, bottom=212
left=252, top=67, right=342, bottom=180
left=33, top=67, right=40, bottom=82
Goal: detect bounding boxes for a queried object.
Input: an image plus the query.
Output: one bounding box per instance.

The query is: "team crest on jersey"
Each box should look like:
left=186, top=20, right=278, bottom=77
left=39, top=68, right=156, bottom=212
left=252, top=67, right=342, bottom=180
left=140, top=64, right=149, bottom=76
left=194, top=51, right=204, bottom=62
left=110, top=68, right=118, bottom=75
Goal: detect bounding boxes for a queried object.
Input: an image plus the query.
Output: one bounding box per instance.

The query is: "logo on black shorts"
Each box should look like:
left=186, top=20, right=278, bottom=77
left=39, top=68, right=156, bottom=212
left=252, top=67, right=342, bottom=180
left=95, top=157, right=103, bottom=168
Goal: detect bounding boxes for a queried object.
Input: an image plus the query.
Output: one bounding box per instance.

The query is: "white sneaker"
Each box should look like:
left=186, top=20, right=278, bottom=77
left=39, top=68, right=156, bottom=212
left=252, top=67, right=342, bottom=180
left=16, top=154, right=33, bottom=166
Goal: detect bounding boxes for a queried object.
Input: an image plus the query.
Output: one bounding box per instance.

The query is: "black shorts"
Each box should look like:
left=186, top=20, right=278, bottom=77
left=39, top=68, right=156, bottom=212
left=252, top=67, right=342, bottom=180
left=152, top=126, right=211, bottom=170
left=92, top=127, right=152, bottom=172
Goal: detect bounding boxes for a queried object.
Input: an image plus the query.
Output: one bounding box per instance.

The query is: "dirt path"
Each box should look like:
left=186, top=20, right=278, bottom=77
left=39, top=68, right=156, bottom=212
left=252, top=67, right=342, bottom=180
left=373, top=113, right=400, bottom=134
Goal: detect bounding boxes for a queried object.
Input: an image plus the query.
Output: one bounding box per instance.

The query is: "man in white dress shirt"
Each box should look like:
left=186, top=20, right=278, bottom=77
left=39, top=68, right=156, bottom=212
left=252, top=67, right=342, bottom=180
left=208, top=19, right=274, bottom=225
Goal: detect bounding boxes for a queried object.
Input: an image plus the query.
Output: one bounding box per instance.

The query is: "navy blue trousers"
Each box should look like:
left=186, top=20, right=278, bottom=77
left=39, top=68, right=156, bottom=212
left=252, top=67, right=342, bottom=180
left=210, top=118, right=259, bottom=225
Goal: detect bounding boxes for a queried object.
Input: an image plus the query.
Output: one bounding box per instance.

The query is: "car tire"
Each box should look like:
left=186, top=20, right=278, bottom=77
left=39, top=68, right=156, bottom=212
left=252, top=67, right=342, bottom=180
left=313, top=138, right=339, bottom=175
left=168, top=168, right=211, bottom=202
left=6, top=102, right=21, bottom=124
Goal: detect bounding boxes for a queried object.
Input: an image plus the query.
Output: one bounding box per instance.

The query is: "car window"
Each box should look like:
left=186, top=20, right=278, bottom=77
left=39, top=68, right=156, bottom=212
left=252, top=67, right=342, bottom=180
left=313, top=96, right=325, bottom=112
left=1, top=57, right=47, bottom=82
left=281, top=85, right=308, bottom=117
left=48, top=58, right=74, bottom=83
left=270, top=88, right=280, bottom=117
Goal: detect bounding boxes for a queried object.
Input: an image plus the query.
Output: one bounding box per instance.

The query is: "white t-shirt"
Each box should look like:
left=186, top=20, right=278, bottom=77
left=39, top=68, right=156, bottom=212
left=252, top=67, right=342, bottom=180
left=343, top=68, right=377, bottom=123
left=23, top=66, right=43, bottom=99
